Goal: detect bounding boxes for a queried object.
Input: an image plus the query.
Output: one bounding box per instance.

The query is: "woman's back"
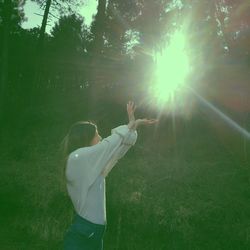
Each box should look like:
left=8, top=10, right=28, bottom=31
left=66, top=125, right=138, bottom=225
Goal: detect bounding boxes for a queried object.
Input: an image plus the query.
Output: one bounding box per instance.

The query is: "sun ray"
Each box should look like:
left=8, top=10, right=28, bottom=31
left=189, top=86, right=250, bottom=140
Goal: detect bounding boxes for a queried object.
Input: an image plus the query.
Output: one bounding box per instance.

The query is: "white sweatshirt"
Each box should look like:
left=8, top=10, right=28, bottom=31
left=66, top=125, right=137, bottom=225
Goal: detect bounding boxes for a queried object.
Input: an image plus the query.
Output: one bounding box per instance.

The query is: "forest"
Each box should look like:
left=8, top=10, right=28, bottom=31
left=0, top=0, right=250, bottom=249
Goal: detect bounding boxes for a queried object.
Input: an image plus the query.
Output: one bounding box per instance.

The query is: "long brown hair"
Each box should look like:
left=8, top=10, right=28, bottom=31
left=60, top=121, right=97, bottom=186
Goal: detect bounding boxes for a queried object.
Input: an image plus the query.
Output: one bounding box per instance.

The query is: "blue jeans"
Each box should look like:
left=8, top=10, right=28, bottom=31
left=63, top=213, right=106, bottom=250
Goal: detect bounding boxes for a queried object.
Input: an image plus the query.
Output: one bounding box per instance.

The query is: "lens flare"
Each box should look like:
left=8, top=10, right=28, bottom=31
left=152, top=30, right=190, bottom=106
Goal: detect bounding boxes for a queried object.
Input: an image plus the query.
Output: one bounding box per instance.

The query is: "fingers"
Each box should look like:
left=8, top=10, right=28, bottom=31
left=138, top=119, right=158, bottom=123
left=149, top=119, right=158, bottom=123
left=127, top=100, right=135, bottom=108
left=127, top=101, right=132, bottom=110
left=142, top=118, right=158, bottom=125
left=127, top=101, right=158, bottom=125
left=147, top=119, right=158, bottom=124
left=127, top=101, right=136, bottom=112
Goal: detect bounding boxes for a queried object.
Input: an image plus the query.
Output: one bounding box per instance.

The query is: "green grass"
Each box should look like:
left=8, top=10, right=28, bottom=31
left=1, top=110, right=250, bottom=249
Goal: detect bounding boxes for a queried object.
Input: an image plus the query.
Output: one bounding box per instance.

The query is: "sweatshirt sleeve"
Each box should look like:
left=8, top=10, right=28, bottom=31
left=75, top=125, right=137, bottom=185
left=101, top=128, right=137, bottom=177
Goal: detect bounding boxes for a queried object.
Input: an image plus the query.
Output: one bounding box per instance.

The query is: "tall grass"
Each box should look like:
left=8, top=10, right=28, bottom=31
left=1, top=104, right=249, bottom=249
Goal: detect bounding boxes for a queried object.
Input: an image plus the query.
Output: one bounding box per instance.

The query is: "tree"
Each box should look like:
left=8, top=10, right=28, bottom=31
left=0, top=0, right=26, bottom=125
left=36, top=0, right=52, bottom=52
left=27, top=0, right=85, bottom=106
left=32, top=0, right=85, bottom=53
left=89, top=0, right=107, bottom=55
left=50, top=14, right=87, bottom=57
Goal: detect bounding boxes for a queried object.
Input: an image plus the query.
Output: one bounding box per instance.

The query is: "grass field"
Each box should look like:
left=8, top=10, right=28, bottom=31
left=1, top=105, right=249, bottom=250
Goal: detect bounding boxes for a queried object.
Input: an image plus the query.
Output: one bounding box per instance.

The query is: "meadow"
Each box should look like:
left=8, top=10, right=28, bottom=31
left=1, top=102, right=249, bottom=250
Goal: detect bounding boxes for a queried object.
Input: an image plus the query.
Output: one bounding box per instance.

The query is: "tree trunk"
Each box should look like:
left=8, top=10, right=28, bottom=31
left=87, top=0, right=107, bottom=117
left=30, top=0, right=51, bottom=105
left=0, top=0, right=11, bottom=127
left=37, top=0, right=52, bottom=53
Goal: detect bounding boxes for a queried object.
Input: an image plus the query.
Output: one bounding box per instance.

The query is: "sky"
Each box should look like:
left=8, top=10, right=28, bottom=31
left=22, top=0, right=98, bottom=33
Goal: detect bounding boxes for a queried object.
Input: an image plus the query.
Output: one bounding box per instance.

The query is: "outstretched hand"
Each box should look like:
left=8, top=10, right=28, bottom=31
left=134, top=118, right=158, bottom=128
left=127, top=101, right=158, bottom=130
left=127, top=101, right=136, bottom=122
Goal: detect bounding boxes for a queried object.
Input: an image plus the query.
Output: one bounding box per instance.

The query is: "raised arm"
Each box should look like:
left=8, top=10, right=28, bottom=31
left=84, top=124, right=136, bottom=184
left=101, top=102, right=158, bottom=177
left=72, top=101, right=157, bottom=184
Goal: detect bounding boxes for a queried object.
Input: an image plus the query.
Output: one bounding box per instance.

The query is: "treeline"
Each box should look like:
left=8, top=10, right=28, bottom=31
left=0, top=0, right=249, bottom=130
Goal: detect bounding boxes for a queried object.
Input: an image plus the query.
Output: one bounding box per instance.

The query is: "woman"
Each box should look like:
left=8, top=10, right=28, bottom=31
left=62, top=101, right=157, bottom=250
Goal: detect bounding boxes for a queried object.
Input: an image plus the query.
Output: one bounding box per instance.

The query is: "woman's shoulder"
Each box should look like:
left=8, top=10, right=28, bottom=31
left=69, top=147, right=88, bottom=158
left=68, top=145, right=101, bottom=160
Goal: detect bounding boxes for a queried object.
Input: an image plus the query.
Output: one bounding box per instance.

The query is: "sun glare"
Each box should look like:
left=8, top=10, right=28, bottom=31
left=153, top=30, right=190, bottom=106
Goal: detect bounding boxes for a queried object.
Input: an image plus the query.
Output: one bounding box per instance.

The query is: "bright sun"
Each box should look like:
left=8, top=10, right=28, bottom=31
left=153, top=30, right=190, bottom=106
